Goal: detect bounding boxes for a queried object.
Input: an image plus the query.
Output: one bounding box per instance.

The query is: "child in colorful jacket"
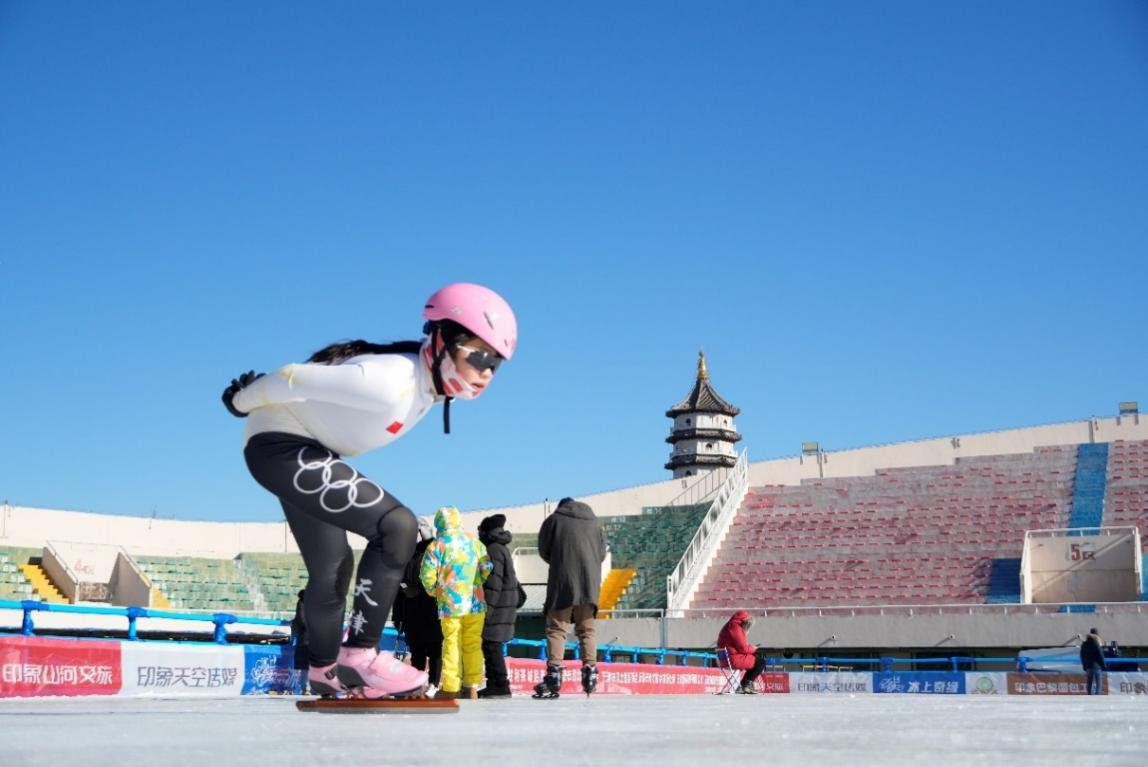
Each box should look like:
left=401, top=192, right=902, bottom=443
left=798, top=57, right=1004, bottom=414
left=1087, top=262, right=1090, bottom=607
left=419, top=505, right=493, bottom=699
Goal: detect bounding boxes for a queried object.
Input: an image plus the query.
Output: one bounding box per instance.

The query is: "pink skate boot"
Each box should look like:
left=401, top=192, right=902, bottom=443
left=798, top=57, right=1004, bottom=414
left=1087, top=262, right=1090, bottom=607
left=308, top=662, right=347, bottom=698
left=335, top=647, right=428, bottom=699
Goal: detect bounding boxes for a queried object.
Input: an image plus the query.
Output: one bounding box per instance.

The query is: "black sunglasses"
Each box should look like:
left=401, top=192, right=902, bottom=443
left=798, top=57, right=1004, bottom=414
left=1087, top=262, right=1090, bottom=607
left=457, top=345, right=503, bottom=373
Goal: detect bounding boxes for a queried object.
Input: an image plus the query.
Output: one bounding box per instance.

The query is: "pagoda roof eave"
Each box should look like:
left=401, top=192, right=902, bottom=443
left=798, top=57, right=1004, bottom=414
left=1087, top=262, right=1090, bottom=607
left=666, top=376, right=740, bottom=417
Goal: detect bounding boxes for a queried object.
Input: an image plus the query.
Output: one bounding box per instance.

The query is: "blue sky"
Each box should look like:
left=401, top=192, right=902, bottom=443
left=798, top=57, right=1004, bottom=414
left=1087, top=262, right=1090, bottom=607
left=1, top=1, right=1145, bottom=523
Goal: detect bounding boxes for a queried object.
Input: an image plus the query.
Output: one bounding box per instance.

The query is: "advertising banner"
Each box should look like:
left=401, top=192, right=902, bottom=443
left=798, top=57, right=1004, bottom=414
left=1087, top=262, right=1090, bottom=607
left=243, top=644, right=301, bottom=695
left=120, top=642, right=245, bottom=697
left=874, top=672, right=965, bottom=694
left=964, top=672, right=1008, bottom=695
left=1006, top=672, right=1093, bottom=695
left=1106, top=673, right=1148, bottom=695
left=0, top=636, right=121, bottom=697
left=756, top=672, right=790, bottom=693
left=788, top=672, right=872, bottom=694
left=507, top=658, right=728, bottom=695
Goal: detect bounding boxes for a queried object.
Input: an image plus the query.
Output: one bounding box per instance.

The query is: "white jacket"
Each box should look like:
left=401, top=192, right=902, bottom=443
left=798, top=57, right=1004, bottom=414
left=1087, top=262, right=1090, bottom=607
left=233, top=352, right=440, bottom=456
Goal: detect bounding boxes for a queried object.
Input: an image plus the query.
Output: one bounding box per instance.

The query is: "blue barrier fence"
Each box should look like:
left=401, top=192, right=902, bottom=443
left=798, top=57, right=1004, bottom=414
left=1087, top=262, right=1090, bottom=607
left=4, top=599, right=1143, bottom=673
left=1, top=599, right=289, bottom=644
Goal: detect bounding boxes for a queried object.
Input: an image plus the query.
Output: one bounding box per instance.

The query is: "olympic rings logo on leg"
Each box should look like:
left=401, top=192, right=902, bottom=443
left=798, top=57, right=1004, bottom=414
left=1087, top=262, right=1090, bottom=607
left=292, top=446, right=384, bottom=513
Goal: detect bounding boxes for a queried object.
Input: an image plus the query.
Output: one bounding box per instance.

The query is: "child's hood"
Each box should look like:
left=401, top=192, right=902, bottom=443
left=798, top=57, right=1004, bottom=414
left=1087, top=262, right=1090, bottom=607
left=434, top=505, right=463, bottom=536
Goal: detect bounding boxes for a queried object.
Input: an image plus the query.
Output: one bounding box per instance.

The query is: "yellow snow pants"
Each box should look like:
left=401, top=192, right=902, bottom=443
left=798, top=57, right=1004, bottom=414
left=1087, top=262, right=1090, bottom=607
left=439, top=612, right=486, bottom=693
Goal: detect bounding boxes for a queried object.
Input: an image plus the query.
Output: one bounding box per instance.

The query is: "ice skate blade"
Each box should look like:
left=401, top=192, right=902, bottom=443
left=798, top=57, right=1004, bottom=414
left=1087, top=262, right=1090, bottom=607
left=295, top=697, right=458, bottom=714
left=346, top=683, right=428, bottom=701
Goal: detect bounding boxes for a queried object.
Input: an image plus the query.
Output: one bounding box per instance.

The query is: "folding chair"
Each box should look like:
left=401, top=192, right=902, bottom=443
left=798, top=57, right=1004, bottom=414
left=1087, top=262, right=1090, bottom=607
left=714, top=648, right=742, bottom=695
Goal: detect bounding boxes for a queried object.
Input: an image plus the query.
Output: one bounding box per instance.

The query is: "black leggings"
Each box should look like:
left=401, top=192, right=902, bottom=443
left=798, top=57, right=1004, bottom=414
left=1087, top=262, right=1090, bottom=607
left=244, top=432, right=417, bottom=666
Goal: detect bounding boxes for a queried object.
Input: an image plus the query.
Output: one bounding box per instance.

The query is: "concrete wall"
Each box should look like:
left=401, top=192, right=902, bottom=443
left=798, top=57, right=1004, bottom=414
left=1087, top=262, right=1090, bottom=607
left=1027, top=531, right=1141, bottom=603
left=746, top=415, right=1148, bottom=487
left=597, top=607, right=1148, bottom=652
left=39, top=541, right=163, bottom=606
left=0, top=505, right=302, bottom=558
left=110, top=554, right=152, bottom=607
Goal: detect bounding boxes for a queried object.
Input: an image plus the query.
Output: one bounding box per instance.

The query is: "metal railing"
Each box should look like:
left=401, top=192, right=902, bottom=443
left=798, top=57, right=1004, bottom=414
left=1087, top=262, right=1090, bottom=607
left=666, top=450, right=749, bottom=611
left=662, top=464, right=729, bottom=508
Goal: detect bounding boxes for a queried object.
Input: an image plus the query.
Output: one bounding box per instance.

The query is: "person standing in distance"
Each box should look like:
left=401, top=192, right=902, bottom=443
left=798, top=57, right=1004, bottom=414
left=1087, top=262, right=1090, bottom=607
left=477, top=513, right=526, bottom=698
left=534, top=497, right=607, bottom=698
left=222, top=283, right=517, bottom=699
left=391, top=517, right=444, bottom=693
left=1080, top=627, right=1108, bottom=695
left=419, top=505, right=492, bottom=700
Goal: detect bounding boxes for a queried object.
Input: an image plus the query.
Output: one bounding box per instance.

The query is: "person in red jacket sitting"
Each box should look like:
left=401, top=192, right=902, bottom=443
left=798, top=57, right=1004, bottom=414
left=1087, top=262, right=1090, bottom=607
left=717, top=610, right=767, bottom=694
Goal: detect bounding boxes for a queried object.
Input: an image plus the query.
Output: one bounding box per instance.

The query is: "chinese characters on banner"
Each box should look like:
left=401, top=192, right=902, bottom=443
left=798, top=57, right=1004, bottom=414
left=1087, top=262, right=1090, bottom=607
left=0, top=636, right=121, bottom=697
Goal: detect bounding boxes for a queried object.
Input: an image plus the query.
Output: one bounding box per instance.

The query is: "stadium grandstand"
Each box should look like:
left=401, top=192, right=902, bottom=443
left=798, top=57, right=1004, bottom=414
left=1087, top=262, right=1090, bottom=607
left=2, top=405, right=1145, bottom=672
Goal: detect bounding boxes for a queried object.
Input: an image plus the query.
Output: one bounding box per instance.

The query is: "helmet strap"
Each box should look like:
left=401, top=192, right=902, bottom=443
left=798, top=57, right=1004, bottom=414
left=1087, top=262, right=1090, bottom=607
left=424, top=322, right=454, bottom=434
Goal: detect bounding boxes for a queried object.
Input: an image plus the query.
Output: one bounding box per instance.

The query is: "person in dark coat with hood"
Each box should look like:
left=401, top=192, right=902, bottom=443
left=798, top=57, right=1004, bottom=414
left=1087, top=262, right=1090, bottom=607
left=717, top=610, right=767, bottom=694
left=535, top=497, right=607, bottom=697
left=477, top=513, right=524, bottom=698
left=1080, top=627, right=1107, bottom=695
left=391, top=518, right=443, bottom=691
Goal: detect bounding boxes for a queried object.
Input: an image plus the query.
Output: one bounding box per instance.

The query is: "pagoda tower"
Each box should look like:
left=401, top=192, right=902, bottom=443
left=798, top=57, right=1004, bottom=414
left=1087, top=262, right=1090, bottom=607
left=664, top=351, right=742, bottom=478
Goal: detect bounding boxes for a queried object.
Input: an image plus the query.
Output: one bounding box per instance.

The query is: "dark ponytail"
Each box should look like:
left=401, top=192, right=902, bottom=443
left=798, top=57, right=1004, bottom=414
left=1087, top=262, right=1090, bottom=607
left=307, top=339, right=423, bottom=365
left=306, top=322, right=475, bottom=434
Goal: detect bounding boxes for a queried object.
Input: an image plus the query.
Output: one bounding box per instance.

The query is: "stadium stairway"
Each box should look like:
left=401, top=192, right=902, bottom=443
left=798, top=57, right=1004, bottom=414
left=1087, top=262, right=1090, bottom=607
left=1143, top=555, right=1148, bottom=600
left=598, top=567, right=636, bottom=617
left=20, top=563, right=66, bottom=603
left=985, top=558, right=1022, bottom=603
left=1069, top=442, right=1108, bottom=528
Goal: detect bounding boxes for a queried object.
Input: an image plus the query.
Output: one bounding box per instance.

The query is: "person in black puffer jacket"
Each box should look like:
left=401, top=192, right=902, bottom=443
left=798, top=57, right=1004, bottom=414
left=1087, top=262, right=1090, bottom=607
left=477, top=514, right=524, bottom=698
left=391, top=520, right=444, bottom=690
left=1079, top=627, right=1108, bottom=695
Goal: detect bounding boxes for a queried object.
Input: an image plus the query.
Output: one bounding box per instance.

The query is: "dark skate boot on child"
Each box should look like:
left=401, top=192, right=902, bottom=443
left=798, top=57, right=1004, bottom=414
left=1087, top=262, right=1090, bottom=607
left=581, top=663, right=598, bottom=696
left=532, top=665, right=563, bottom=699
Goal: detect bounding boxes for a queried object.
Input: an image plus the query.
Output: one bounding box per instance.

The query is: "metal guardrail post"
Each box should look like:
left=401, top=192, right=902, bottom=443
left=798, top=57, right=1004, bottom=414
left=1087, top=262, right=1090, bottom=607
left=125, top=606, right=148, bottom=641
left=21, top=600, right=39, bottom=635
left=212, top=613, right=237, bottom=644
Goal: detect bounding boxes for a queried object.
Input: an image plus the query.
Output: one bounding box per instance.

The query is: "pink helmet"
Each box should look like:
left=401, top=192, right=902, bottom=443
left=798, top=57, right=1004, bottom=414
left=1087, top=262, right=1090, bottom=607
left=423, top=282, right=517, bottom=360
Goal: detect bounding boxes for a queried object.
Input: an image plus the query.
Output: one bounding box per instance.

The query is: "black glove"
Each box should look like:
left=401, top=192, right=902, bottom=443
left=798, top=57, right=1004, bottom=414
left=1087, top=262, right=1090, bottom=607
left=221, top=370, right=265, bottom=418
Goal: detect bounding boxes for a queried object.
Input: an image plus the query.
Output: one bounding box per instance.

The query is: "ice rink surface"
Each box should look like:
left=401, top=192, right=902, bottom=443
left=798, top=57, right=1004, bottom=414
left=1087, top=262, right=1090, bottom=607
left=2, top=693, right=1145, bottom=767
